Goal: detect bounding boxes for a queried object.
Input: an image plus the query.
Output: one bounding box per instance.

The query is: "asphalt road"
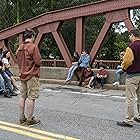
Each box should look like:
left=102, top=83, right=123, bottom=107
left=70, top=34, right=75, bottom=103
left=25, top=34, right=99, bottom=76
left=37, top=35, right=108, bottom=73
left=0, top=83, right=140, bottom=140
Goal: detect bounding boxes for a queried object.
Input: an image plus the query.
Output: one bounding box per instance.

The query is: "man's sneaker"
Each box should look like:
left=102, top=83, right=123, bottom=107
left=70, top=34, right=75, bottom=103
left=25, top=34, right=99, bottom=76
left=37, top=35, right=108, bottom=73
left=117, top=121, right=133, bottom=127
left=26, top=117, right=41, bottom=127
left=113, top=82, right=119, bottom=86
left=19, top=116, right=27, bottom=125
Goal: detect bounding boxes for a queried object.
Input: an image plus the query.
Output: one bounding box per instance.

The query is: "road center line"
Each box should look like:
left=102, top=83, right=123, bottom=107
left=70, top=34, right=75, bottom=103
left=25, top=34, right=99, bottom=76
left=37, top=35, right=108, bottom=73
left=0, top=124, right=55, bottom=140
left=0, top=121, right=79, bottom=140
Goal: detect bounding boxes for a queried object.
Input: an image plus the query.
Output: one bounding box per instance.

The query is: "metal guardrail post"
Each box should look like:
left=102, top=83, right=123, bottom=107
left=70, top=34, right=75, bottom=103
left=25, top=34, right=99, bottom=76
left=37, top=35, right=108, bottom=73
left=54, top=59, right=56, bottom=67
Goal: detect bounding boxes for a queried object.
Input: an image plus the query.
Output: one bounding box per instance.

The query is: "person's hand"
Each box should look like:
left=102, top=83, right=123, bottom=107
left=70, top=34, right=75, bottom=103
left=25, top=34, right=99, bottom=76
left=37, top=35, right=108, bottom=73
left=73, top=62, right=78, bottom=64
left=99, top=75, right=103, bottom=78
left=2, top=66, right=5, bottom=71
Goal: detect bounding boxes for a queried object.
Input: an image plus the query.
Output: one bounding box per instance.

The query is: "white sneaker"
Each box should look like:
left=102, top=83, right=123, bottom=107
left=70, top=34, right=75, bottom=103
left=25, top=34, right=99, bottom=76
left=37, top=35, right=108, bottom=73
left=113, top=82, right=119, bottom=86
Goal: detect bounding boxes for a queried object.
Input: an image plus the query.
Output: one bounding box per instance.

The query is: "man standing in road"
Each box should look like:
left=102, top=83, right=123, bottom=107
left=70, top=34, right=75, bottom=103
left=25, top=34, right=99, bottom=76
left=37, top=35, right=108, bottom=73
left=117, top=28, right=140, bottom=127
left=16, top=29, right=41, bottom=126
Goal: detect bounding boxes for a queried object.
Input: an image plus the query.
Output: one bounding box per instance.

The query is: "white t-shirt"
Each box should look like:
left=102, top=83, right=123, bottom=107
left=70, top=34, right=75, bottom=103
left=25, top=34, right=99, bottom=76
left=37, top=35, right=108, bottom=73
left=2, top=58, right=9, bottom=65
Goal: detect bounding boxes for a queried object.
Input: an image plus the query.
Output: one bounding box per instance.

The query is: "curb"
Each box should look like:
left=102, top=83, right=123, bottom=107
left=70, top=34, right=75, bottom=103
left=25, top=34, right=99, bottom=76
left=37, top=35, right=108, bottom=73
left=15, top=77, right=125, bottom=91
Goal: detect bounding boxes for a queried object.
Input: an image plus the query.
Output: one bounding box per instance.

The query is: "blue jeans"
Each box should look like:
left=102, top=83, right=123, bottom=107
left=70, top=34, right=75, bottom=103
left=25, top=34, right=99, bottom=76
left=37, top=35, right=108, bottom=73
left=66, top=63, right=78, bottom=81
left=115, top=65, right=124, bottom=82
left=0, top=74, right=6, bottom=94
left=92, top=77, right=107, bottom=88
left=1, top=71, right=13, bottom=93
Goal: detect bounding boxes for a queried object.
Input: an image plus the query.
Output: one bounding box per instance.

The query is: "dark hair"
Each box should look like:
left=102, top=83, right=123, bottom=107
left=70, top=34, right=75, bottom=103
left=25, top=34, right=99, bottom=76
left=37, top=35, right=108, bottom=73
left=129, top=28, right=140, bottom=37
left=2, top=50, right=10, bottom=61
left=24, top=29, right=35, bottom=40
left=74, top=51, right=79, bottom=56
left=2, top=50, right=9, bottom=58
left=82, top=49, right=89, bottom=54
left=0, top=48, right=3, bottom=54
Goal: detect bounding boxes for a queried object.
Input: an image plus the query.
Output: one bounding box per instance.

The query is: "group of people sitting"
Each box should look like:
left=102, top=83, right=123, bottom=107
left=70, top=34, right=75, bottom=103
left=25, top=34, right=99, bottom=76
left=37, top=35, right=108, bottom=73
left=0, top=48, right=125, bottom=95
left=64, top=50, right=109, bottom=89
left=0, top=48, right=18, bottom=98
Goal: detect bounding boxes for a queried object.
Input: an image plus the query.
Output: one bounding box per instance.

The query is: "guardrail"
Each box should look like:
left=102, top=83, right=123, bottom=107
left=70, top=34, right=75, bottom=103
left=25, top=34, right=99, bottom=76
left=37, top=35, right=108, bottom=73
left=41, top=59, right=120, bottom=69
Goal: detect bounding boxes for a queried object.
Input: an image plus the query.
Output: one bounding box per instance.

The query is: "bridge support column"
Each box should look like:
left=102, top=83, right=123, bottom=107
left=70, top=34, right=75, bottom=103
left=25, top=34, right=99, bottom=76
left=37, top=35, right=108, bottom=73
left=19, top=33, right=24, bottom=45
left=52, top=30, right=72, bottom=67
left=75, top=17, right=85, bottom=55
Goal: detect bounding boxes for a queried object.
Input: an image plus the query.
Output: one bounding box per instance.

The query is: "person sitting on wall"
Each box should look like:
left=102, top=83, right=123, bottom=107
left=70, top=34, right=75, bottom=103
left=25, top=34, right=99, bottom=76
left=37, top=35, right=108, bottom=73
left=2, top=50, right=19, bottom=91
left=81, top=66, right=94, bottom=87
left=74, top=50, right=91, bottom=86
left=92, top=65, right=109, bottom=89
left=64, top=51, right=80, bottom=84
left=113, top=51, right=125, bottom=86
left=0, top=59, right=14, bottom=98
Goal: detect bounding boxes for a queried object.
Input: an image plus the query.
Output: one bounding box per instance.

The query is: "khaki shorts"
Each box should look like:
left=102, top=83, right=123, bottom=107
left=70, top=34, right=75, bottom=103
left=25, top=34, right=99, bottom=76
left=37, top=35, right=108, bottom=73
left=20, top=76, right=39, bottom=100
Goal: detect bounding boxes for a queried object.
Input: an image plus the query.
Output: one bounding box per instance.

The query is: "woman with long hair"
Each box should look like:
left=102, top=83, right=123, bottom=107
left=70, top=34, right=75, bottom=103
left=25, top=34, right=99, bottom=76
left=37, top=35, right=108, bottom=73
left=2, top=50, right=18, bottom=91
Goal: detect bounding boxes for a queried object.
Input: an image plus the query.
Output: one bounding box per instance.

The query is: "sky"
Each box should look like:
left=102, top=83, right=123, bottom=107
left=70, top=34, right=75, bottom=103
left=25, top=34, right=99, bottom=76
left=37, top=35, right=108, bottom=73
left=115, top=10, right=135, bottom=33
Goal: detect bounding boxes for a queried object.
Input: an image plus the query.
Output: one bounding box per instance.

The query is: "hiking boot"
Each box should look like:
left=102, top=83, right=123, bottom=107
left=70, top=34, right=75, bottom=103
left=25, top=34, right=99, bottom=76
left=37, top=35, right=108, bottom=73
left=11, top=91, right=18, bottom=96
left=19, top=116, right=27, bottom=125
left=4, top=92, right=12, bottom=98
left=117, top=121, right=133, bottom=127
left=26, top=117, right=41, bottom=127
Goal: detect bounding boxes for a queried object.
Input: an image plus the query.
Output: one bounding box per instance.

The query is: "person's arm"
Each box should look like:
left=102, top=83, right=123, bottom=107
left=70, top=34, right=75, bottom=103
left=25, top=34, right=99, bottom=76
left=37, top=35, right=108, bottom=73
left=33, top=45, right=42, bottom=67
left=78, top=56, right=82, bottom=64
left=103, top=70, right=109, bottom=78
left=121, top=47, right=134, bottom=70
left=84, top=55, right=90, bottom=65
left=97, top=73, right=100, bottom=78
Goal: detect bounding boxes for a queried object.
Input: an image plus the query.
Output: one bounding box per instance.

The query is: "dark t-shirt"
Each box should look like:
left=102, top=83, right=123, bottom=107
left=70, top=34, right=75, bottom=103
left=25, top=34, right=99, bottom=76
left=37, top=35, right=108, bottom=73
left=0, top=60, right=3, bottom=66
left=0, top=60, right=3, bottom=72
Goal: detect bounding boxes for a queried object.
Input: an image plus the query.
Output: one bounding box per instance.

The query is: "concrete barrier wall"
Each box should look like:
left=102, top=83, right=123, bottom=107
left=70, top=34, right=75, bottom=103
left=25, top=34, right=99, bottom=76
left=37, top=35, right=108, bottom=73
left=11, top=66, right=125, bottom=85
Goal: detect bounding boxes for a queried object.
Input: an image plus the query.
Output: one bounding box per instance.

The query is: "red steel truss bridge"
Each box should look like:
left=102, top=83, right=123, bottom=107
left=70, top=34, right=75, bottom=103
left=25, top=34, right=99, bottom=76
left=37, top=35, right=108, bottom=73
left=0, top=0, right=140, bottom=67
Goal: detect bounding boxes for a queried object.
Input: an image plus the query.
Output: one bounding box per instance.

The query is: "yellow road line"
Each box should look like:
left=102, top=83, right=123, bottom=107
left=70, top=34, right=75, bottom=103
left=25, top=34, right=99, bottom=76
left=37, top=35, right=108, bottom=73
left=0, top=121, right=80, bottom=140
left=0, top=124, right=56, bottom=140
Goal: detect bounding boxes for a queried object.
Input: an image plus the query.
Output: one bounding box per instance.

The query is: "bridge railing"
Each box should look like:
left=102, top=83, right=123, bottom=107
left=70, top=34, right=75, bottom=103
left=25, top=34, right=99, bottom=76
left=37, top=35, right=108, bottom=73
left=41, top=59, right=120, bottom=69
